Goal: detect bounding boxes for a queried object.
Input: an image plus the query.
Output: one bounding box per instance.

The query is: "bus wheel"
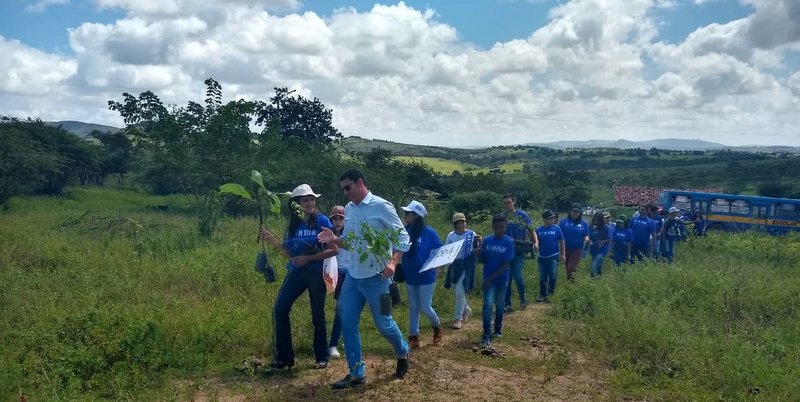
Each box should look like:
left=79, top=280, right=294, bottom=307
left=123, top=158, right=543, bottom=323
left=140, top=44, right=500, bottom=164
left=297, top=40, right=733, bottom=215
left=708, top=223, right=725, bottom=232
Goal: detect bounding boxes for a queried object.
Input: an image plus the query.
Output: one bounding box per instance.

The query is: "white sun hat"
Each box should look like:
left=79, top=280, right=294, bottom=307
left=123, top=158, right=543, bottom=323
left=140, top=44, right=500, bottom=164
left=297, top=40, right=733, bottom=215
left=401, top=200, right=427, bottom=217
left=291, top=184, right=321, bottom=198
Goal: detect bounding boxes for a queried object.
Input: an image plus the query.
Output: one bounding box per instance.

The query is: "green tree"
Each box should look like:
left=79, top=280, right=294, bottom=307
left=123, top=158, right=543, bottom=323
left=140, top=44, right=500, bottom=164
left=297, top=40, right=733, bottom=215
left=256, top=87, right=342, bottom=146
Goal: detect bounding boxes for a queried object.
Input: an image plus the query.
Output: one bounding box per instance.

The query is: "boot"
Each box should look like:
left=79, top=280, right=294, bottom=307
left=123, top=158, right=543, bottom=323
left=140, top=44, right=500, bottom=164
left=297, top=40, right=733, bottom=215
left=432, top=325, right=444, bottom=345
left=408, top=335, right=420, bottom=349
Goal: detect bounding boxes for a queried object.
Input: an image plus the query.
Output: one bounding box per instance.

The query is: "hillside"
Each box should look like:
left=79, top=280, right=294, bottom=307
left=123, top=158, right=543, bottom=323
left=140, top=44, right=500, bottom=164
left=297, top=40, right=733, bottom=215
left=46, top=120, right=120, bottom=137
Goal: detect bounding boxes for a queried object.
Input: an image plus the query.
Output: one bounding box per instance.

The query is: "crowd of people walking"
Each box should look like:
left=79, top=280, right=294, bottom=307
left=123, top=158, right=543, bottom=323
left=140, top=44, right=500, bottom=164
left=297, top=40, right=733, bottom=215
left=258, top=169, right=700, bottom=389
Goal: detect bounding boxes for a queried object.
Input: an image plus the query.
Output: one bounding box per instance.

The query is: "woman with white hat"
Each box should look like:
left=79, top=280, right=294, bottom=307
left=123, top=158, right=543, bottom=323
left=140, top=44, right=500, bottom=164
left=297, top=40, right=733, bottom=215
left=260, top=184, right=338, bottom=374
left=400, top=200, right=444, bottom=349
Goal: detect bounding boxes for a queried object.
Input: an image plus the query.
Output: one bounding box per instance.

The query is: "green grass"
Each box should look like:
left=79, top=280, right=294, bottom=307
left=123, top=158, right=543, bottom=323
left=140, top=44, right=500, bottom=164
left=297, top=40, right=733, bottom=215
left=2, top=187, right=799, bottom=400
left=548, top=233, right=800, bottom=401
left=394, top=156, right=480, bottom=174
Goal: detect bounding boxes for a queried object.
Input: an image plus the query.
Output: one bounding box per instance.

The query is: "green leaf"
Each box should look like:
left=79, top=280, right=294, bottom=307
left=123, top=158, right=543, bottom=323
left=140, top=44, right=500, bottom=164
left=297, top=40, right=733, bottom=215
left=267, top=193, right=281, bottom=215
left=250, top=170, right=266, bottom=190
left=218, top=183, right=252, bottom=200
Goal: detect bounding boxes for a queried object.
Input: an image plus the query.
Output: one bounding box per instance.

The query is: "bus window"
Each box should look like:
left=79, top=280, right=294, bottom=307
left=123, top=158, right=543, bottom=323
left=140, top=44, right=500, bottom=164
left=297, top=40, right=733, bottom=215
left=711, top=198, right=731, bottom=213
left=772, top=203, right=798, bottom=220
left=730, top=200, right=750, bottom=215
left=673, top=195, right=691, bottom=210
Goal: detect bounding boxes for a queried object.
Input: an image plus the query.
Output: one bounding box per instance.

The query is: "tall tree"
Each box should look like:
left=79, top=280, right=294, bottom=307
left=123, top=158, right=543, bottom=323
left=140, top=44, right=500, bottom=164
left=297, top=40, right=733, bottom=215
left=256, top=87, right=342, bottom=146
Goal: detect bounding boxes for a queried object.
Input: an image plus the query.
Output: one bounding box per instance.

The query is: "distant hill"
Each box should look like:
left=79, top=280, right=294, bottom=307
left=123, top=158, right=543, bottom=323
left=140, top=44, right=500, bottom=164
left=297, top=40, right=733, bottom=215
left=46, top=121, right=120, bottom=138
left=526, top=138, right=729, bottom=151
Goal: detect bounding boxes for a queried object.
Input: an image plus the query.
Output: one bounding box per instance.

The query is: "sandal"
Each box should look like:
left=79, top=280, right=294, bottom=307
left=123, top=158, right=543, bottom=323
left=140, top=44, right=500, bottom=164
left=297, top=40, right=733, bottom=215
left=313, top=360, right=329, bottom=369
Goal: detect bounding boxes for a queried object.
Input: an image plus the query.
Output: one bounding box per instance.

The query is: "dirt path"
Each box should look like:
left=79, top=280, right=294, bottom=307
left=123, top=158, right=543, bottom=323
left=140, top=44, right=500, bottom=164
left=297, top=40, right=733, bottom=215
left=192, top=303, right=611, bottom=402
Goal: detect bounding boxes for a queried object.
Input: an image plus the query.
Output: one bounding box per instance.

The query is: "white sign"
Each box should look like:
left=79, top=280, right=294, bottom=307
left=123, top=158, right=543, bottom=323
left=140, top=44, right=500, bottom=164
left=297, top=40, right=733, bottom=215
left=419, top=240, right=464, bottom=273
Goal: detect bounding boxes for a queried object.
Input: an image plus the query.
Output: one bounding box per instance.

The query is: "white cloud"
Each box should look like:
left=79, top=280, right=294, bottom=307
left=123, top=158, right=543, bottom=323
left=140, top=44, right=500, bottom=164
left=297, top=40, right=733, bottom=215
left=25, top=0, right=69, bottom=13
left=2, top=0, right=800, bottom=146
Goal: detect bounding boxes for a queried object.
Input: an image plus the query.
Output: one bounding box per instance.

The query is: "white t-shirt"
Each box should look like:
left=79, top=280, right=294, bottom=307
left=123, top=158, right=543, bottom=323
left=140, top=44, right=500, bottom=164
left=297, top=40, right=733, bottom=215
left=445, top=229, right=475, bottom=260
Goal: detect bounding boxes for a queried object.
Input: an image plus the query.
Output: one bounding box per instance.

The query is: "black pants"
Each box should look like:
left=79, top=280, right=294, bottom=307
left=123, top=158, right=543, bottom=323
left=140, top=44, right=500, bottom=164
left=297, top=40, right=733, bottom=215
left=272, top=266, right=328, bottom=364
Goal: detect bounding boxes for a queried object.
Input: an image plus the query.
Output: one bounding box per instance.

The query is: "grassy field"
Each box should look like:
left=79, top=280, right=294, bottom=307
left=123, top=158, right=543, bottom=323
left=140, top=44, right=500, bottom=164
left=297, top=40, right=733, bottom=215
left=393, top=156, right=480, bottom=174
left=2, top=187, right=799, bottom=400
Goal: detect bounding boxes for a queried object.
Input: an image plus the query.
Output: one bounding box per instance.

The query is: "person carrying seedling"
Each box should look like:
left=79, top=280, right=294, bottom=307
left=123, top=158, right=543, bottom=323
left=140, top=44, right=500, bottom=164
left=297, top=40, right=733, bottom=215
left=317, top=169, right=411, bottom=390
left=259, top=184, right=338, bottom=374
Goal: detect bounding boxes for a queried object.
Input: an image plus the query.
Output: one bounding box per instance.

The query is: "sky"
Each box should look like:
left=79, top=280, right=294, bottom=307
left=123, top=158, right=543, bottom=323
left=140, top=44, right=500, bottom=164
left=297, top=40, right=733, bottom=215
left=1, top=0, right=799, bottom=147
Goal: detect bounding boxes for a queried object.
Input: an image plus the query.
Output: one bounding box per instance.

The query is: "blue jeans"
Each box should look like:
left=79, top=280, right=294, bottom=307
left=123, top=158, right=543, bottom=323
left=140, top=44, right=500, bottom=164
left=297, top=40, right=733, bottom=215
left=537, top=256, right=558, bottom=298
left=272, top=266, right=328, bottom=364
left=504, top=256, right=527, bottom=307
left=662, top=238, right=677, bottom=263
left=613, top=248, right=629, bottom=266
left=406, top=282, right=441, bottom=335
left=631, top=243, right=650, bottom=263
left=340, top=272, right=409, bottom=379
left=329, top=269, right=348, bottom=348
left=453, top=271, right=470, bottom=320
left=590, top=251, right=607, bottom=277
left=653, top=237, right=662, bottom=259
left=482, top=278, right=507, bottom=340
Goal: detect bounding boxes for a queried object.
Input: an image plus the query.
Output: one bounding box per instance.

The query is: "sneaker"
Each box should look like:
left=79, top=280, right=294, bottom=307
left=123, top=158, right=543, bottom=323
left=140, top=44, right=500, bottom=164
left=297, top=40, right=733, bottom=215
left=432, top=326, right=444, bottom=345
left=331, top=374, right=366, bottom=389
left=328, top=346, right=341, bottom=359
left=408, top=335, right=420, bottom=349
left=503, top=305, right=513, bottom=313
left=462, top=306, right=472, bottom=322
left=481, top=338, right=491, bottom=348
left=493, top=332, right=503, bottom=339
left=451, top=319, right=463, bottom=329
left=520, top=301, right=528, bottom=309
left=263, top=360, right=293, bottom=376
left=536, top=296, right=545, bottom=303
left=395, top=357, right=409, bottom=378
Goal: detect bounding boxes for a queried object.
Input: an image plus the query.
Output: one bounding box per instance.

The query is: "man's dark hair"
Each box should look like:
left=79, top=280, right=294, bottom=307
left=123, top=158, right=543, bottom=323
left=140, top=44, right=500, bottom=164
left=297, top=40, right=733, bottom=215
left=502, top=194, right=515, bottom=201
left=492, top=212, right=508, bottom=223
left=340, top=169, right=366, bottom=184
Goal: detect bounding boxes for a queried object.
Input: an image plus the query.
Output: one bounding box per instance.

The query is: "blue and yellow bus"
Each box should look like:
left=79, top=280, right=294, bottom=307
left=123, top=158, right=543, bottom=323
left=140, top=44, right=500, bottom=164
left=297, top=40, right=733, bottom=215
left=657, top=190, right=800, bottom=235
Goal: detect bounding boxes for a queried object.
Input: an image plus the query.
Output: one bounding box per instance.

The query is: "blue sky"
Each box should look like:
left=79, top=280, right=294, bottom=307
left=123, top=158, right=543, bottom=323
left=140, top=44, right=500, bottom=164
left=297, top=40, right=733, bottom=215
left=1, top=0, right=798, bottom=146
left=1, top=0, right=757, bottom=52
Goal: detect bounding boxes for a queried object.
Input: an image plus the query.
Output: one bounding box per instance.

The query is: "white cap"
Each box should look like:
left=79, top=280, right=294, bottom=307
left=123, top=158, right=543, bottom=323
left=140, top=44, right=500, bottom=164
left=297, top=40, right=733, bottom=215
left=401, top=200, right=427, bottom=217
left=669, top=207, right=680, bottom=213
left=291, top=184, right=321, bottom=198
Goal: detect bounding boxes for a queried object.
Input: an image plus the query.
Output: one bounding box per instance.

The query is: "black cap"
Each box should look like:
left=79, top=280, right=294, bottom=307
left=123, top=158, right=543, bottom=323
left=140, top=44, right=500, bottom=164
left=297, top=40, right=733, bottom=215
left=542, top=209, right=557, bottom=219
left=570, top=203, right=581, bottom=211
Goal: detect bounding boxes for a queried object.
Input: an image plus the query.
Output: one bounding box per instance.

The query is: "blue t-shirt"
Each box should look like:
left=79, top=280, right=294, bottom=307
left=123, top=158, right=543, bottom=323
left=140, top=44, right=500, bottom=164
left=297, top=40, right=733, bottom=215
left=629, top=216, right=655, bottom=247
left=589, top=225, right=614, bottom=255
left=612, top=227, right=633, bottom=254
left=535, top=224, right=565, bottom=258
left=402, top=225, right=443, bottom=285
left=284, top=214, right=333, bottom=270
left=506, top=209, right=532, bottom=244
left=559, top=218, right=589, bottom=251
left=481, top=234, right=514, bottom=283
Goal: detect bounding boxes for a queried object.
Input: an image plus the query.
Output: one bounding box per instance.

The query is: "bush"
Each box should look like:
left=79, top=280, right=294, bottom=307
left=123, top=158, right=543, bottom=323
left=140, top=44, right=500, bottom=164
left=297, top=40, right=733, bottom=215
left=446, top=191, right=501, bottom=222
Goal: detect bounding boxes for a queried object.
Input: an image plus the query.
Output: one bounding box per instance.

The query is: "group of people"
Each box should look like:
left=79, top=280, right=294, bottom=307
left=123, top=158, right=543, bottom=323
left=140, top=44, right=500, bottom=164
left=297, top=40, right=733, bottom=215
left=257, top=169, right=702, bottom=389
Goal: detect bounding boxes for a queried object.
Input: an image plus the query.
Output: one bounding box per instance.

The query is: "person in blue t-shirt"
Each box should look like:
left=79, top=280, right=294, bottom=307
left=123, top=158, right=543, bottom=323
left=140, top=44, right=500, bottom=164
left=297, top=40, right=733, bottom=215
left=501, top=194, right=537, bottom=312
left=649, top=205, right=664, bottom=259
left=611, top=216, right=633, bottom=266
left=477, top=213, right=515, bottom=348
left=259, top=184, right=338, bottom=373
left=559, top=204, right=590, bottom=281
left=690, top=210, right=706, bottom=237
left=400, top=200, right=444, bottom=349
left=629, top=205, right=656, bottom=263
left=660, top=207, right=686, bottom=263
left=535, top=210, right=566, bottom=302
left=587, top=212, right=614, bottom=277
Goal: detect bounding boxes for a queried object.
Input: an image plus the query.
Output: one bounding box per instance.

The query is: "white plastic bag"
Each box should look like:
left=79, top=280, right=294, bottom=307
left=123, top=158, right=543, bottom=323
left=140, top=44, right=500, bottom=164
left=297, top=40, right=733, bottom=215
left=323, top=256, right=338, bottom=294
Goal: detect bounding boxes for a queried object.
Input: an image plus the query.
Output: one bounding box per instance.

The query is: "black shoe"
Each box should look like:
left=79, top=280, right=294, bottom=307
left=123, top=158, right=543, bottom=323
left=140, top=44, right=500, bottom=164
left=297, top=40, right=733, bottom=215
left=263, top=361, right=293, bottom=376
left=395, top=357, right=409, bottom=378
left=331, top=374, right=366, bottom=389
